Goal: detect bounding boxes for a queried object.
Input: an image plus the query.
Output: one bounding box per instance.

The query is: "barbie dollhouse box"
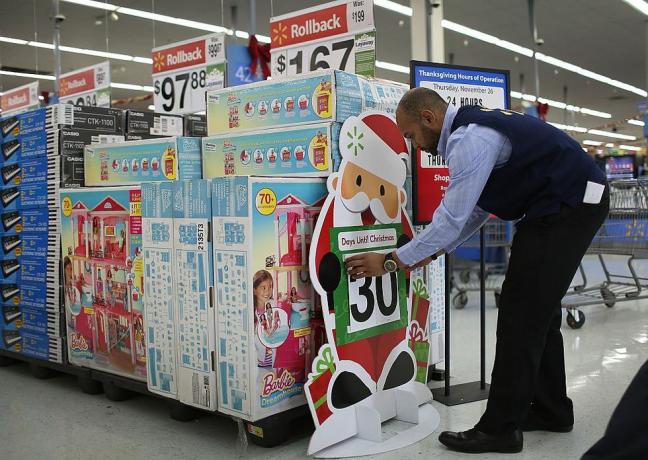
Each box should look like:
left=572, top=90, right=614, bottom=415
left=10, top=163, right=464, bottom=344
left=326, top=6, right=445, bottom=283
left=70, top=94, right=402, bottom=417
left=202, top=123, right=342, bottom=179
left=211, top=176, right=326, bottom=421
left=172, top=179, right=217, bottom=411
left=59, top=186, right=146, bottom=381
left=206, top=70, right=408, bottom=135
left=84, top=137, right=202, bottom=187
left=142, top=182, right=178, bottom=398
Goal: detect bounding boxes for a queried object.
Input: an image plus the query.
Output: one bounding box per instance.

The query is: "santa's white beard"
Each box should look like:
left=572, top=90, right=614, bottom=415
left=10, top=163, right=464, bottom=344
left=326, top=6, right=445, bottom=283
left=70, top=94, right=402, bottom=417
left=335, top=190, right=400, bottom=225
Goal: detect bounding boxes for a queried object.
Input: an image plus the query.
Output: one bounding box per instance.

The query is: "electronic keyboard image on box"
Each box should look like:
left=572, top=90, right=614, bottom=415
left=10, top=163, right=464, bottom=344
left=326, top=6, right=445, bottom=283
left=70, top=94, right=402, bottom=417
left=1, top=211, right=21, bottom=231
left=1, top=117, right=19, bottom=137
left=1, top=164, right=21, bottom=185
left=2, top=305, right=21, bottom=324
left=2, top=235, right=21, bottom=254
left=2, top=140, right=20, bottom=161
left=3, top=329, right=21, bottom=347
left=0, top=188, right=20, bottom=208
left=1, top=259, right=20, bottom=277
left=1, top=284, right=20, bottom=302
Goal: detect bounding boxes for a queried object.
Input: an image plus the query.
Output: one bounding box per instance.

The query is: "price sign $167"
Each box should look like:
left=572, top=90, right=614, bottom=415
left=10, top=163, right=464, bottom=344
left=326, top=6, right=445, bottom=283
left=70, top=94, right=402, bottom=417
left=274, top=38, right=355, bottom=77
left=154, top=69, right=206, bottom=113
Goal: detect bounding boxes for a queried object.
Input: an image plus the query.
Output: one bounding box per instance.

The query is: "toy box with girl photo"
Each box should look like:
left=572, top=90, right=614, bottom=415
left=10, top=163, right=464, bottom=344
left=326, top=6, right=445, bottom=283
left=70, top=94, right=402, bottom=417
left=211, top=176, right=327, bottom=421
left=60, top=186, right=146, bottom=380
left=306, top=111, right=439, bottom=457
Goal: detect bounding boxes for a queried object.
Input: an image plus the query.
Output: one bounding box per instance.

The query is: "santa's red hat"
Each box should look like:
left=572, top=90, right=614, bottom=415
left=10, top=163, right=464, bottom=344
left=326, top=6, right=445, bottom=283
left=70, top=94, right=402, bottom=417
left=339, top=111, right=408, bottom=187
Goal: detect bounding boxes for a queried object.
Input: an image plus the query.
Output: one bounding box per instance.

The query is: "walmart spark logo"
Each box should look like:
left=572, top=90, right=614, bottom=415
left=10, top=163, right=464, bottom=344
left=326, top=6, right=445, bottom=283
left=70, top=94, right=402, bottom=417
left=272, top=22, right=288, bottom=46
left=153, top=52, right=165, bottom=72
left=346, top=126, right=364, bottom=156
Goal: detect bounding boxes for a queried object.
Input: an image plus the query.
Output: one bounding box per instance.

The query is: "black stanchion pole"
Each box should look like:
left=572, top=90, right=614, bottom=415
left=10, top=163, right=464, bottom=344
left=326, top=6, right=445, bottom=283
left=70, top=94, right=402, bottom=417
left=444, top=253, right=451, bottom=396
left=480, top=228, right=486, bottom=389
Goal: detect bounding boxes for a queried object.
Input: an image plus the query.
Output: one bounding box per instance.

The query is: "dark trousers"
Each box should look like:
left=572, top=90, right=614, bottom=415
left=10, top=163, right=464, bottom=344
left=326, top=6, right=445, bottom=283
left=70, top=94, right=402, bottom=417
left=582, top=359, right=648, bottom=460
left=476, top=194, right=609, bottom=434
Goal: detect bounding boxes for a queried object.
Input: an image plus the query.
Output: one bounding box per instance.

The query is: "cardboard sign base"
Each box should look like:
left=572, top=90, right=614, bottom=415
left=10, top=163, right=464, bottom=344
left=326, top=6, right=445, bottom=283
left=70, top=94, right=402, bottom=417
left=308, top=381, right=438, bottom=457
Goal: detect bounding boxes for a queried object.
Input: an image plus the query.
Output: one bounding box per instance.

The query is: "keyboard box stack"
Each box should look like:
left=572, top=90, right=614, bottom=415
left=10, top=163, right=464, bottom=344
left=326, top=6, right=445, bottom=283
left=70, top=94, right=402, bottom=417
left=0, top=105, right=124, bottom=363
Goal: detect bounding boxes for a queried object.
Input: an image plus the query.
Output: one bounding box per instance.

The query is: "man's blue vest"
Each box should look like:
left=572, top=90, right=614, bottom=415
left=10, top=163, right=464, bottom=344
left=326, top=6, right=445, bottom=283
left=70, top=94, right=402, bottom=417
left=451, top=106, right=607, bottom=221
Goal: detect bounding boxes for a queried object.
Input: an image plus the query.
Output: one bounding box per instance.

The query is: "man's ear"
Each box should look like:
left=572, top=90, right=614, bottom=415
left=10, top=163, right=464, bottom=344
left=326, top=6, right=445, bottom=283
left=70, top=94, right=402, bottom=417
left=420, top=109, right=436, bottom=128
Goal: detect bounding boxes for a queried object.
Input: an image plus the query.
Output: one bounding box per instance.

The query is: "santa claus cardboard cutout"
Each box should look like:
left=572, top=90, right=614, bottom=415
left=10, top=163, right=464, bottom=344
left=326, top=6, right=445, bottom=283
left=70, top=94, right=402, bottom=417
left=306, top=111, right=438, bottom=457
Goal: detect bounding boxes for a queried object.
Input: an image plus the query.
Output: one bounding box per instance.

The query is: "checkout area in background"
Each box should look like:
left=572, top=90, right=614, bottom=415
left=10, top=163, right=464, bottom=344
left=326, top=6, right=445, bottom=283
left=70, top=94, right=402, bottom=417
left=588, top=149, right=648, bottom=179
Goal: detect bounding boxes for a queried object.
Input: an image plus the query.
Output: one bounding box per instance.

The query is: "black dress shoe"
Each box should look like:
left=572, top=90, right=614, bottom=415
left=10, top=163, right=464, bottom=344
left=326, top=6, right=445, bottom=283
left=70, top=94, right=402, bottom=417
left=521, top=411, right=573, bottom=433
left=438, top=428, right=523, bottom=454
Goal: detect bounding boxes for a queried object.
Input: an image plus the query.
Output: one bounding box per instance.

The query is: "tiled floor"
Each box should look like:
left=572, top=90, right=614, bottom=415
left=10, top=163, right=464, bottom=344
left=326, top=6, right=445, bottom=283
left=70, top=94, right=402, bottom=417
left=1, top=255, right=647, bottom=459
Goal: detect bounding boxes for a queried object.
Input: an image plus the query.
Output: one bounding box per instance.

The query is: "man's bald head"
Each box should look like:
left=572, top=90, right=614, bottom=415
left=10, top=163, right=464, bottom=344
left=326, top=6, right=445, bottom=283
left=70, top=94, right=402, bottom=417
left=397, top=87, right=447, bottom=118
left=395, top=87, right=447, bottom=153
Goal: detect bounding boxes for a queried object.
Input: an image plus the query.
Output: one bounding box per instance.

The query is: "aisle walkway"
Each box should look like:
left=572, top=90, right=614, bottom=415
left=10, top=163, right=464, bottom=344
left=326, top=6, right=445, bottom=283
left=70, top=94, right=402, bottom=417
left=1, top=256, right=647, bottom=459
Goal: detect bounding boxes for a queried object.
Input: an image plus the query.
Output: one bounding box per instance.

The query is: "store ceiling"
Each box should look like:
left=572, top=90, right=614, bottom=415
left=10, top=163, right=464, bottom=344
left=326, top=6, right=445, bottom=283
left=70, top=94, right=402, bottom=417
left=0, top=0, right=645, bottom=144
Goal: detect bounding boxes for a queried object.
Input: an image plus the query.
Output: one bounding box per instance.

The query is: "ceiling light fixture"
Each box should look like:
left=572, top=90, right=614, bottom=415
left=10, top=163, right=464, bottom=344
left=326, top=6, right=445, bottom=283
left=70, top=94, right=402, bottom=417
left=583, top=140, right=602, bottom=146
left=548, top=122, right=588, bottom=133
left=147, top=104, right=155, bottom=111
left=0, top=70, right=55, bottom=80
left=510, top=91, right=611, bottom=119
left=628, top=119, right=645, bottom=126
left=619, top=144, right=642, bottom=151
left=0, top=36, right=29, bottom=45
left=587, top=129, right=637, bottom=140
left=622, top=0, right=648, bottom=15
left=606, top=143, right=615, bottom=147
left=375, top=60, right=409, bottom=74
left=373, top=0, right=413, bottom=16
left=110, top=82, right=154, bottom=91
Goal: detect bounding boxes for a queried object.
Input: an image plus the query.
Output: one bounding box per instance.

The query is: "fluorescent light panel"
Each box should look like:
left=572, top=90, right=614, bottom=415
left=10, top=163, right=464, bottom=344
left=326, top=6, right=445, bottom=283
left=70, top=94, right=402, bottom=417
left=375, top=60, right=409, bottom=74
left=619, top=144, right=642, bottom=151
left=510, top=92, right=611, bottom=119
left=548, top=122, right=588, bottom=133
left=583, top=140, right=602, bottom=146
left=628, top=119, right=645, bottom=126
left=0, top=70, right=55, bottom=80
left=374, top=0, right=413, bottom=16
left=588, top=129, right=637, bottom=140
left=606, top=143, right=615, bottom=147
left=623, top=0, right=648, bottom=15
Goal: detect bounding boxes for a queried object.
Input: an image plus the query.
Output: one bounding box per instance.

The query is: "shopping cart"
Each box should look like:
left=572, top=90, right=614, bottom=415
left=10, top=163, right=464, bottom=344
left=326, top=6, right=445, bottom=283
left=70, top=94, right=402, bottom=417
left=451, top=216, right=514, bottom=309
left=561, top=179, right=648, bottom=329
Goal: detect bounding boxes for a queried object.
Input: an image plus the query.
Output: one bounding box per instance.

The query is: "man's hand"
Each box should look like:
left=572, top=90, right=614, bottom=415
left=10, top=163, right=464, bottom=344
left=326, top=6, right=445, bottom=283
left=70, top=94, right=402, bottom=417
left=345, top=252, right=387, bottom=280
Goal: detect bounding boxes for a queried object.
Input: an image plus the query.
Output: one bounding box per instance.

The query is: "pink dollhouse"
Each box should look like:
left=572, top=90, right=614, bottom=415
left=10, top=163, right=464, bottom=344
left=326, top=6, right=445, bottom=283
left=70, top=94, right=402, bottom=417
left=68, top=196, right=144, bottom=373
left=268, top=194, right=323, bottom=371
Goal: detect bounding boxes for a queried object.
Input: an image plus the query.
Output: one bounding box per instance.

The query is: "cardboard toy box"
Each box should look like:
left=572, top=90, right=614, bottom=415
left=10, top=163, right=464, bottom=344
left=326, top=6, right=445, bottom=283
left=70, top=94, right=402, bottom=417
left=0, top=182, right=59, bottom=212
left=0, top=257, right=59, bottom=286
left=172, top=179, right=217, bottom=411
left=0, top=208, right=59, bottom=236
left=1, top=304, right=60, bottom=336
left=59, top=187, right=146, bottom=381
left=202, top=123, right=342, bottom=179
left=142, top=182, right=178, bottom=398
left=212, top=176, right=327, bottom=421
left=184, top=114, right=207, bottom=137
left=84, top=137, right=202, bottom=186
left=1, top=129, right=59, bottom=162
left=206, top=69, right=408, bottom=135
left=0, top=327, right=63, bottom=363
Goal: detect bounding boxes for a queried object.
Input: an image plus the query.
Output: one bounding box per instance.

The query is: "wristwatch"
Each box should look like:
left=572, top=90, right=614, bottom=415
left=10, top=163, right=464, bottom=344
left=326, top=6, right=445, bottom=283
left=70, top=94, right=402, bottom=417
left=383, top=253, right=398, bottom=273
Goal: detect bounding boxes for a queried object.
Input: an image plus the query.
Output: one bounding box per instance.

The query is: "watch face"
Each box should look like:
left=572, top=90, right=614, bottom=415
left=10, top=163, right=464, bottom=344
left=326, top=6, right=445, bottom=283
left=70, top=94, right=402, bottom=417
left=384, top=259, right=398, bottom=273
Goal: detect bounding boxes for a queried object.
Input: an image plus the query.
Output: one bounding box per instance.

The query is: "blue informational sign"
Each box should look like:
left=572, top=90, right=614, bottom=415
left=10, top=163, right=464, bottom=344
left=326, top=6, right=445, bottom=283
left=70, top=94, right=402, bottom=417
left=410, top=61, right=510, bottom=109
left=226, top=44, right=266, bottom=87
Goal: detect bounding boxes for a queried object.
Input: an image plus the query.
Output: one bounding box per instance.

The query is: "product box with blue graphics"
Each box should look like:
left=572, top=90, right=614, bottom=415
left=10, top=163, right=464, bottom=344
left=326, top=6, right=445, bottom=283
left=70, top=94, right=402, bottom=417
left=202, top=123, right=343, bottom=179
left=1, top=304, right=60, bottom=336
left=0, top=155, right=60, bottom=188
left=0, top=208, right=59, bottom=236
left=0, top=182, right=60, bottom=211
left=0, top=257, right=59, bottom=285
left=0, top=327, right=63, bottom=362
left=84, top=137, right=202, bottom=187
left=172, top=179, right=217, bottom=411
left=211, top=176, right=327, bottom=421
left=142, top=181, right=178, bottom=399
left=0, top=282, right=59, bottom=312
left=206, top=69, right=407, bottom=135
left=0, top=129, right=58, bottom=162
left=0, top=232, right=59, bottom=259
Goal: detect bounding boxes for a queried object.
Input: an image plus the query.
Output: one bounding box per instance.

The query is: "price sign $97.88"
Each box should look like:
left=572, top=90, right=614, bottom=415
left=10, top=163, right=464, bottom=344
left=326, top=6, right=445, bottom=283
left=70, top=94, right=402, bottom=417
left=154, top=69, right=207, bottom=113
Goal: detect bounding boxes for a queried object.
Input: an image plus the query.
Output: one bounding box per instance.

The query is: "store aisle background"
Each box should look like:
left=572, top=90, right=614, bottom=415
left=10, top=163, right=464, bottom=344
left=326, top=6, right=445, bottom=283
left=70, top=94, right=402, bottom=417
left=1, top=255, right=647, bottom=460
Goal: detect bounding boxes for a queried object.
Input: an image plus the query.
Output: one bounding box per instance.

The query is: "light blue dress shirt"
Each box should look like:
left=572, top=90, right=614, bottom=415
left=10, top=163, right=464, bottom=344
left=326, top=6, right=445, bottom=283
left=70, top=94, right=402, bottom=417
left=397, top=105, right=513, bottom=266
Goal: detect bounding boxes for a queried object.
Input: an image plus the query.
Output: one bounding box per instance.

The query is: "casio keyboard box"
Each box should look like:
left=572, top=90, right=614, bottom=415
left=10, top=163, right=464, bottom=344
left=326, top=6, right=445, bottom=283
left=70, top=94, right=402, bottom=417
left=0, top=327, right=63, bottom=363
left=1, top=282, right=59, bottom=312
left=0, top=232, right=59, bottom=259
left=0, top=208, right=59, bottom=236
left=0, top=155, right=60, bottom=187
left=184, top=114, right=207, bottom=137
left=125, top=110, right=183, bottom=137
left=1, top=304, right=60, bottom=336
left=0, top=257, right=59, bottom=285
left=0, top=182, right=59, bottom=211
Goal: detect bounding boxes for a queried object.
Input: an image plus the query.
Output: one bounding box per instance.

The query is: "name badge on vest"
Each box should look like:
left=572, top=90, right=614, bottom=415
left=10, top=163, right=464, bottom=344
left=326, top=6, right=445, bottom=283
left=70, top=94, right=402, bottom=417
left=583, top=181, right=605, bottom=204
